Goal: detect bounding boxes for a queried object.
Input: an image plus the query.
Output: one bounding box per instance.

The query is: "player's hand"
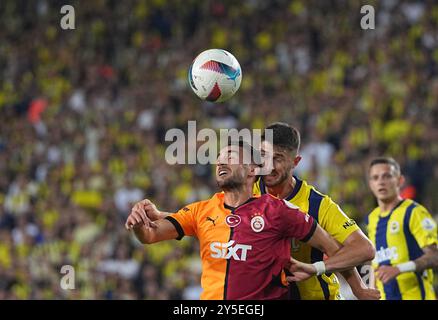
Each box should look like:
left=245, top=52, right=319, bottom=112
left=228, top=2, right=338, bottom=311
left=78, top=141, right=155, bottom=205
left=376, top=265, right=400, bottom=284
left=125, top=200, right=159, bottom=230
left=285, top=257, right=316, bottom=282
left=352, top=286, right=381, bottom=300
left=133, top=199, right=163, bottom=221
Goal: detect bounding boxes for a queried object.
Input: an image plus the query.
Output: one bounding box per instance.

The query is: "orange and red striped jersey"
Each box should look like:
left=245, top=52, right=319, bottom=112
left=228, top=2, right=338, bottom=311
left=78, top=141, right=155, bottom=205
left=166, top=192, right=317, bottom=300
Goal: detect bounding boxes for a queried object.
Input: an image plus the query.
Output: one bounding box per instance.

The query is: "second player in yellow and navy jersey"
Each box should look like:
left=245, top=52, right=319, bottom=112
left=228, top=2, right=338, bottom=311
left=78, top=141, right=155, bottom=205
left=366, top=199, right=437, bottom=300
left=254, top=176, right=360, bottom=300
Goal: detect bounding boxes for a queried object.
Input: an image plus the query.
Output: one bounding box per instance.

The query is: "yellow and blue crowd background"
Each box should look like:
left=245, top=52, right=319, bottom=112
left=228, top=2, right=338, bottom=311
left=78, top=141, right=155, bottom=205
left=0, top=0, right=437, bottom=299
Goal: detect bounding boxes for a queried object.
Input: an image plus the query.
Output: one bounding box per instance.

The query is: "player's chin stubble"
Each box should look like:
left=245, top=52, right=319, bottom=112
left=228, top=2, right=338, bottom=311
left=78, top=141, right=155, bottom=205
left=263, top=170, right=289, bottom=187
left=217, top=174, right=244, bottom=191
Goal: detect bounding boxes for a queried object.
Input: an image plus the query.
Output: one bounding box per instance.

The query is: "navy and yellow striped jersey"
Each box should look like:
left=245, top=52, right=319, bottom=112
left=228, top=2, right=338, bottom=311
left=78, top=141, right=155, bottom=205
left=366, top=199, right=437, bottom=300
left=254, top=176, right=360, bottom=300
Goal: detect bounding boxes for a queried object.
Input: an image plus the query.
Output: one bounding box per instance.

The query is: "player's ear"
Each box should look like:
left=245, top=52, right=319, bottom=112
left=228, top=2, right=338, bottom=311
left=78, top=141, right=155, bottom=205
left=399, top=174, right=406, bottom=188
left=293, top=155, right=302, bottom=167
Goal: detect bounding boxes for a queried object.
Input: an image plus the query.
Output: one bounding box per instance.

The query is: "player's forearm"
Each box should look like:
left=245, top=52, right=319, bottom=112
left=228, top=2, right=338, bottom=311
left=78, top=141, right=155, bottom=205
left=133, top=225, right=154, bottom=244
left=324, top=244, right=374, bottom=272
left=158, top=211, right=171, bottom=220
left=339, top=263, right=380, bottom=300
left=324, top=233, right=375, bottom=272
left=307, top=227, right=375, bottom=273
left=150, top=210, right=171, bottom=220
left=413, top=250, right=438, bottom=272
left=340, top=268, right=367, bottom=293
left=131, top=218, right=179, bottom=244
left=394, top=246, right=438, bottom=274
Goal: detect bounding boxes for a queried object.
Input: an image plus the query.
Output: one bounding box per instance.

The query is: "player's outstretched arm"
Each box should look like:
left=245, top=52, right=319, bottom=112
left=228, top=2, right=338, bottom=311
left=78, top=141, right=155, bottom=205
left=131, top=219, right=179, bottom=244
left=287, top=224, right=381, bottom=299
left=319, top=233, right=380, bottom=299
left=327, top=230, right=376, bottom=271
left=319, top=229, right=377, bottom=297
left=287, top=224, right=349, bottom=279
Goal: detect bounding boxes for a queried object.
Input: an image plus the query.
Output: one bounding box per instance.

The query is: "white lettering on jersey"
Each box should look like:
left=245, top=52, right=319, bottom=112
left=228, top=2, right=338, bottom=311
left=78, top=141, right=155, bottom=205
left=375, top=246, right=399, bottom=264
left=210, top=241, right=252, bottom=261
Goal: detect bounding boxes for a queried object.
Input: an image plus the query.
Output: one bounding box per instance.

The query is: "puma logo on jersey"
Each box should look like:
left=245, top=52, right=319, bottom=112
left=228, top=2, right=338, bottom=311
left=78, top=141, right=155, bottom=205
left=210, top=241, right=252, bottom=261
left=206, top=216, right=219, bottom=226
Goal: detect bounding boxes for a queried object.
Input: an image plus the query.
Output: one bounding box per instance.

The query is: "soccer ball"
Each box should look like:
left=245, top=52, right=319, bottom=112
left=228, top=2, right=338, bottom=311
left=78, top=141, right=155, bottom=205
left=188, top=49, right=242, bottom=103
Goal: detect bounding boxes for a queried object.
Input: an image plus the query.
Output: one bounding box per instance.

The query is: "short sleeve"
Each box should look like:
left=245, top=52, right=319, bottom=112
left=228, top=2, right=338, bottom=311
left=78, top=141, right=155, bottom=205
left=409, top=206, right=438, bottom=249
left=279, top=199, right=317, bottom=242
left=166, top=202, right=198, bottom=240
left=319, top=198, right=360, bottom=244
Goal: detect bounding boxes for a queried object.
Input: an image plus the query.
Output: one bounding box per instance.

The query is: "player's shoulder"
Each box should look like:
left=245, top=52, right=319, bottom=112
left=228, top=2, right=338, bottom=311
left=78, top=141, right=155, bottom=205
left=301, top=178, right=340, bottom=209
left=365, top=207, right=380, bottom=225
left=405, top=199, right=434, bottom=221
left=403, top=200, right=437, bottom=232
left=408, top=200, right=430, bottom=214
left=257, top=193, right=301, bottom=211
left=300, top=178, right=358, bottom=231
left=182, top=193, right=223, bottom=213
left=368, top=206, right=380, bottom=217
left=300, top=178, right=330, bottom=201
left=256, top=193, right=279, bottom=204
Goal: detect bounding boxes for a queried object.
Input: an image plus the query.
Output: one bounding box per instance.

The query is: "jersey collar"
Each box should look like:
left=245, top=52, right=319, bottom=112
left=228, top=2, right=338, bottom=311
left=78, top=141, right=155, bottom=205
left=224, top=197, right=257, bottom=211
left=285, top=176, right=303, bottom=201
left=379, top=199, right=405, bottom=218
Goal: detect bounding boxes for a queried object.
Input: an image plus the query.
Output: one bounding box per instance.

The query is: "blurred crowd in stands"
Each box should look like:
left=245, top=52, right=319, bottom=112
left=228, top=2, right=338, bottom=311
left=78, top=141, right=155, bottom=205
left=1, top=0, right=437, bottom=299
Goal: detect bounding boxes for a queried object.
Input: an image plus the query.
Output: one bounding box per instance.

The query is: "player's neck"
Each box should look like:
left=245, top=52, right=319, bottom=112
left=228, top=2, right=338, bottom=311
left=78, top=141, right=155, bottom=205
left=378, top=195, right=404, bottom=213
left=266, top=175, right=296, bottom=199
left=223, top=184, right=253, bottom=208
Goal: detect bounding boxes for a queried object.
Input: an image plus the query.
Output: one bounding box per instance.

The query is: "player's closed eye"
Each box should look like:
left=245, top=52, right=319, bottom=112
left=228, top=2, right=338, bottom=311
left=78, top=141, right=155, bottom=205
left=382, top=173, right=393, bottom=180
left=273, top=156, right=283, bottom=163
left=371, top=173, right=393, bottom=181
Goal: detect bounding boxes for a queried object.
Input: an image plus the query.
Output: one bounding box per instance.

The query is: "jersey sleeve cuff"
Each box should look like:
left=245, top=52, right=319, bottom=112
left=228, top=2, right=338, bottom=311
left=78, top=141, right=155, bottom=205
left=165, top=216, right=185, bottom=240
left=300, top=219, right=317, bottom=243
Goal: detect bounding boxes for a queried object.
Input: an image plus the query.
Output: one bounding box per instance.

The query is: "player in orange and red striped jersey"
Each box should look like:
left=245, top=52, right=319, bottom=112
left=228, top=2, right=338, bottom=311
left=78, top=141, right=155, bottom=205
left=126, top=141, right=371, bottom=300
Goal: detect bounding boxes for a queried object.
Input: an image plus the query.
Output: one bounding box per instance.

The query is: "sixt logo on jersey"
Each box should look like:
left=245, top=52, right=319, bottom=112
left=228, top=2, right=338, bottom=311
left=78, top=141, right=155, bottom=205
left=210, top=241, right=252, bottom=261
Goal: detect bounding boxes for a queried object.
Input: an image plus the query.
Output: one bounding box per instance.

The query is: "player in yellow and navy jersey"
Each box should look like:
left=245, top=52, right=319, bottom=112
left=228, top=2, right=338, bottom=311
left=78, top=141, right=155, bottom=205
left=254, top=122, right=379, bottom=300
left=366, top=157, right=438, bottom=300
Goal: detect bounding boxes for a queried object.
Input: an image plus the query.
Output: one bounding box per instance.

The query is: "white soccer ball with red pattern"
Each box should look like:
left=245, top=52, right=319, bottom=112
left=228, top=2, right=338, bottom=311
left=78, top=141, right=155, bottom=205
left=188, top=49, right=242, bottom=103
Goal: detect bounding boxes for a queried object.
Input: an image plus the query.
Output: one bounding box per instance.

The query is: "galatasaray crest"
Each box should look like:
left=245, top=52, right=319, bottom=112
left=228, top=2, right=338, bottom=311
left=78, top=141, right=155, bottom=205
left=251, top=213, right=265, bottom=233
